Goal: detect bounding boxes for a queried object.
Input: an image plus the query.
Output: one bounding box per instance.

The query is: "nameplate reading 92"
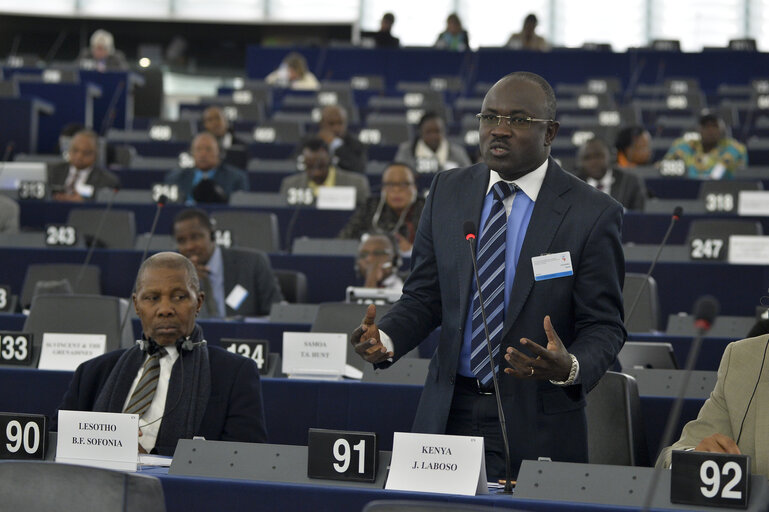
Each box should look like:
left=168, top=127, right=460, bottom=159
left=0, top=413, right=47, bottom=460
left=671, top=450, right=750, bottom=509
left=0, top=332, right=33, bottom=366
left=307, top=429, right=378, bottom=482
left=45, top=225, right=77, bottom=247
left=223, top=339, right=269, bottom=373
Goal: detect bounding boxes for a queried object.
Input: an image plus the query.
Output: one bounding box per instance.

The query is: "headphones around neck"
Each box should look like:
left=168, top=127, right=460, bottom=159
left=138, top=336, right=206, bottom=354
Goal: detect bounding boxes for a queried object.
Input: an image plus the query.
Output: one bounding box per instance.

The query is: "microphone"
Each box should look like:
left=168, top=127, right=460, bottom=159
left=99, top=80, right=126, bottom=136
left=44, top=30, right=67, bottom=63
left=625, top=206, right=682, bottom=330
left=640, top=295, right=719, bottom=512
left=118, top=194, right=168, bottom=338
left=74, top=186, right=120, bottom=290
left=2, top=142, right=14, bottom=162
left=462, top=220, right=514, bottom=494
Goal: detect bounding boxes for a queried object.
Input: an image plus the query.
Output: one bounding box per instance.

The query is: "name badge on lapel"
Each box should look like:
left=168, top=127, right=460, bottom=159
left=532, top=252, right=574, bottom=281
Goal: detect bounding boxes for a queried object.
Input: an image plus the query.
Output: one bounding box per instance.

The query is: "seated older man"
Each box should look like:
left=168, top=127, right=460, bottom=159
left=55, top=252, right=268, bottom=455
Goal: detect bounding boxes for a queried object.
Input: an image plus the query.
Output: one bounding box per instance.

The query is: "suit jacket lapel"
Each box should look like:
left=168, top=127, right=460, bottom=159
left=503, top=159, right=572, bottom=337
left=221, top=249, right=235, bottom=316
left=753, top=356, right=769, bottom=476
left=456, top=164, right=490, bottom=323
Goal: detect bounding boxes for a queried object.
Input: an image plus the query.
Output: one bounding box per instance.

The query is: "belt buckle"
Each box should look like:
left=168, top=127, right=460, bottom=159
left=476, top=378, right=494, bottom=395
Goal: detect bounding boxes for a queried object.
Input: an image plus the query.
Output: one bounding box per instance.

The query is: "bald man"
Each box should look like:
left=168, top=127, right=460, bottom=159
left=55, top=252, right=267, bottom=455
left=48, top=130, right=120, bottom=202
left=316, top=105, right=367, bottom=173
left=164, top=132, right=249, bottom=204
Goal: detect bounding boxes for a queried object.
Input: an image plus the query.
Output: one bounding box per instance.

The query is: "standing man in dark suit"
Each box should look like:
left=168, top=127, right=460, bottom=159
left=173, top=208, right=283, bottom=317
left=48, top=130, right=120, bottom=202
left=164, top=132, right=249, bottom=204
left=351, top=72, right=626, bottom=479
left=576, top=137, right=646, bottom=211
left=56, top=252, right=267, bottom=455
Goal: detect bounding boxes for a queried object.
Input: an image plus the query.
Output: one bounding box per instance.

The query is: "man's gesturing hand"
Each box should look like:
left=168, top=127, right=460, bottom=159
left=504, top=315, right=573, bottom=381
left=350, top=304, right=393, bottom=363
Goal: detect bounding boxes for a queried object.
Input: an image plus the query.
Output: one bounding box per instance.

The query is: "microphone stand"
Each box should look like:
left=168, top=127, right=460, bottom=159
left=465, top=230, right=514, bottom=494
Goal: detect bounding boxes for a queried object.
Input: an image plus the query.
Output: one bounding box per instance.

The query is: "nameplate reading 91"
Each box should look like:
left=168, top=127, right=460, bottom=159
left=45, top=225, right=77, bottom=247
left=0, top=413, right=47, bottom=460
left=307, top=429, right=377, bottom=482
left=223, top=338, right=269, bottom=373
left=671, top=450, right=750, bottom=509
left=0, top=332, right=33, bottom=366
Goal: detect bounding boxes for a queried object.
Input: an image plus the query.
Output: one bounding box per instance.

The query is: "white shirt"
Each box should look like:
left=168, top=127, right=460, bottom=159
left=64, top=165, right=96, bottom=198
left=123, top=345, right=180, bottom=453
left=586, top=168, right=613, bottom=196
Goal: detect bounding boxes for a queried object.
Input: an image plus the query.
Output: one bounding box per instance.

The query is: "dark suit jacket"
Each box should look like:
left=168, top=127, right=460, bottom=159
left=577, top=168, right=646, bottom=211
left=56, top=345, right=268, bottom=454
left=334, top=133, right=368, bottom=174
left=378, top=158, right=626, bottom=474
left=164, top=164, right=249, bottom=202
left=48, top=162, right=121, bottom=198
left=222, top=248, right=283, bottom=317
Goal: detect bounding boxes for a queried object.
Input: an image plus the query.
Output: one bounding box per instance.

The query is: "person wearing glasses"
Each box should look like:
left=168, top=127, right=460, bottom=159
left=350, top=72, right=625, bottom=480
left=355, top=234, right=404, bottom=290
left=338, top=163, right=425, bottom=255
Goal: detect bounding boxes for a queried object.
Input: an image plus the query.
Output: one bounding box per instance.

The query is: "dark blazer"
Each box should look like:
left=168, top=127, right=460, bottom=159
left=222, top=248, right=283, bottom=317
left=334, top=133, right=368, bottom=174
left=48, top=162, right=121, bottom=198
left=577, top=168, right=646, bottom=211
left=378, top=158, right=626, bottom=475
left=56, top=345, right=268, bottom=454
left=164, top=164, right=249, bottom=202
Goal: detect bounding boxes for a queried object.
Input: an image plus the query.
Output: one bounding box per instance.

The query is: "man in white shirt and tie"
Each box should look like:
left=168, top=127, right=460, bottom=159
left=48, top=130, right=120, bottom=202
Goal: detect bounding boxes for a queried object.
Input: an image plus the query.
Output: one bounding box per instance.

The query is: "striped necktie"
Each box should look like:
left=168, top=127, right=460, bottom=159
left=470, top=182, right=516, bottom=385
left=124, top=347, right=167, bottom=417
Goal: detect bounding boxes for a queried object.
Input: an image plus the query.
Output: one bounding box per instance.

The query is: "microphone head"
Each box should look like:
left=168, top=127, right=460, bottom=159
left=673, top=206, right=683, bottom=220
left=463, top=220, right=476, bottom=241
left=693, top=295, right=719, bottom=331
left=157, top=194, right=168, bottom=206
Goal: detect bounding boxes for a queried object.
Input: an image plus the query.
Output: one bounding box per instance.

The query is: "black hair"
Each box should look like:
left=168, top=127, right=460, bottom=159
left=614, top=125, right=647, bottom=153
left=173, top=208, right=214, bottom=233
left=524, top=13, right=538, bottom=24
left=300, top=136, right=330, bottom=154
left=382, top=12, right=395, bottom=24
left=500, top=71, right=557, bottom=119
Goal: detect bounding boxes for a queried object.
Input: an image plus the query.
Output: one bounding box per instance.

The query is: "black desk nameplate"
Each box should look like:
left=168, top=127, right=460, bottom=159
left=671, top=450, right=750, bottom=509
left=222, top=339, right=270, bottom=374
left=170, top=440, right=391, bottom=489
left=44, top=224, right=77, bottom=247
left=307, top=429, right=377, bottom=483
left=0, top=413, right=47, bottom=460
left=0, top=332, right=33, bottom=366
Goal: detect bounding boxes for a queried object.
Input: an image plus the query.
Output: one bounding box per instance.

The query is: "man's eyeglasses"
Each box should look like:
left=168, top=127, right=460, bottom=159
left=476, top=113, right=554, bottom=129
left=382, top=181, right=414, bottom=190
left=358, top=250, right=392, bottom=259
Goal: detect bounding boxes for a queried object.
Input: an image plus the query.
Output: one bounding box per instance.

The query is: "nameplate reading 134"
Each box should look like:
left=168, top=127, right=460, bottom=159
left=223, top=338, right=269, bottom=373
left=0, top=413, right=47, bottom=460
left=671, top=450, right=750, bottom=509
left=307, top=428, right=377, bottom=482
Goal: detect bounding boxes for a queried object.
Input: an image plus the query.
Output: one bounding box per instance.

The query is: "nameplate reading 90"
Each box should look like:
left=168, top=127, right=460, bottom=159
left=307, top=429, right=378, bottom=482
left=0, top=413, right=47, bottom=460
left=671, top=450, right=750, bottom=509
left=0, top=332, right=33, bottom=366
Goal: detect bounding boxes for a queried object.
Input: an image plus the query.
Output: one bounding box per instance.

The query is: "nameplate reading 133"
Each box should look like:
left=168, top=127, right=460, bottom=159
left=307, top=428, right=377, bottom=482
left=0, top=413, right=47, bottom=460
left=671, top=450, right=750, bottom=509
left=0, top=332, right=33, bottom=366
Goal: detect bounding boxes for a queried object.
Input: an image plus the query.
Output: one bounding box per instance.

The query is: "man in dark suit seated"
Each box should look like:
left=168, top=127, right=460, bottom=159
left=172, top=208, right=283, bottom=317
left=55, top=252, right=268, bottom=455
left=48, top=130, right=121, bottom=202
left=279, top=137, right=370, bottom=205
left=351, top=72, right=626, bottom=480
left=164, top=132, right=249, bottom=204
left=575, top=137, right=647, bottom=211
left=316, top=105, right=367, bottom=174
